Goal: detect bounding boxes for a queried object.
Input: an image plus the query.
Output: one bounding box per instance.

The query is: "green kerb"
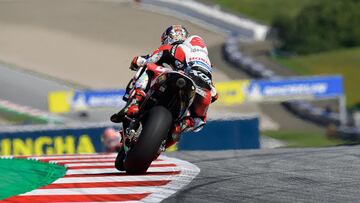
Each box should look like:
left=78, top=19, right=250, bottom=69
left=0, top=158, right=66, bottom=200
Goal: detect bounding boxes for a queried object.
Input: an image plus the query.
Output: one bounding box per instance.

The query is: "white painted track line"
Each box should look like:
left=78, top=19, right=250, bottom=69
left=64, top=161, right=173, bottom=167
left=66, top=167, right=180, bottom=175
left=53, top=175, right=178, bottom=184
left=21, top=186, right=176, bottom=195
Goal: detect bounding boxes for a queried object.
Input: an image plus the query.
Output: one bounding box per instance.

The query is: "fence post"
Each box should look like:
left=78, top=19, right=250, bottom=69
left=339, top=95, right=348, bottom=125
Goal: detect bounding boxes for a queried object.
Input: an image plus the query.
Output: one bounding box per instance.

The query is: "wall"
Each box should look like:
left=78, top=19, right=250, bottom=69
left=179, top=117, right=260, bottom=150
left=0, top=117, right=260, bottom=155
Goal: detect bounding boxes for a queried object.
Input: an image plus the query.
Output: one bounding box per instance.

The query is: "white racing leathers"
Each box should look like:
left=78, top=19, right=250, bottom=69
left=181, top=35, right=217, bottom=100
left=178, top=35, right=217, bottom=132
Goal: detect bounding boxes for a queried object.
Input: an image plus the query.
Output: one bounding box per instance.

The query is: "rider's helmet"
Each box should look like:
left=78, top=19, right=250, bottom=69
left=161, top=25, right=189, bottom=45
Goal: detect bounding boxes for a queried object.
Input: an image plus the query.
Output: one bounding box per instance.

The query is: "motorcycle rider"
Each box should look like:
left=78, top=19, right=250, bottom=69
left=111, top=25, right=218, bottom=148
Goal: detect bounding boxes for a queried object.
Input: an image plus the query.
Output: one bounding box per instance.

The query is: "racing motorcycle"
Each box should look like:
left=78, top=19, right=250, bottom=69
left=114, top=66, right=198, bottom=174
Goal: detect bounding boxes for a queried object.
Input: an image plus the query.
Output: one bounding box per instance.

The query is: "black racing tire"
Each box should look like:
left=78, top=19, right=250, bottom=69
left=124, top=106, right=172, bottom=174
left=114, top=146, right=126, bottom=171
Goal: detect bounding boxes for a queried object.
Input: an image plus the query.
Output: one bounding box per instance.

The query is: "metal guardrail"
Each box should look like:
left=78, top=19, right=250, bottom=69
left=140, top=0, right=269, bottom=41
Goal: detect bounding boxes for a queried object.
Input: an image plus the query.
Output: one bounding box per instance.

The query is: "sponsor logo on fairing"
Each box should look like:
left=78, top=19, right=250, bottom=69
left=191, top=48, right=207, bottom=54
left=189, top=69, right=212, bottom=86
left=189, top=36, right=206, bottom=48
left=191, top=60, right=212, bottom=73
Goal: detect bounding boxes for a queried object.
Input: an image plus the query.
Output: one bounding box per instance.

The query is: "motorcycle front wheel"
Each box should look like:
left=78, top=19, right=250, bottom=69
left=114, top=146, right=126, bottom=171
left=124, top=106, right=172, bottom=174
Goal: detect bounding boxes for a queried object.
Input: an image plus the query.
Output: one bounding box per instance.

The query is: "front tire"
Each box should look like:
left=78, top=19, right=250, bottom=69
left=124, top=106, right=172, bottom=174
left=114, top=146, right=126, bottom=171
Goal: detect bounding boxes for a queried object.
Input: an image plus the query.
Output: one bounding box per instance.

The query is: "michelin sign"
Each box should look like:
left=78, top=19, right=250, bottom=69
left=247, top=75, right=344, bottom=102
left=72, top=90, right=125, bottom=110
left=216, top=75, right=344, bottom=105
left=49, top=89, right=126, bottom=113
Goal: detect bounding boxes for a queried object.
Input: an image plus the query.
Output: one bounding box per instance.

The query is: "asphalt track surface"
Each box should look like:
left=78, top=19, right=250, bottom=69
left=1, top=147, right=359, bottom=202
left=165, top=146, right=360, bottom=202
left=0, top=63, right=73, bottom=111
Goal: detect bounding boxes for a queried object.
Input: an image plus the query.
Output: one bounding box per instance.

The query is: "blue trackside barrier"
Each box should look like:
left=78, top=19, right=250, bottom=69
left=0, top=117, right=260, bottom=155
left=178, top=117, right=260, bottom=150
left=0, top=123, right=114, bottom=156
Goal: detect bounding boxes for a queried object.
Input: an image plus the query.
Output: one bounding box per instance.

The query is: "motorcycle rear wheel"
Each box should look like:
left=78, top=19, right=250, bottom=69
left=124, top=106, right=172, bottom=174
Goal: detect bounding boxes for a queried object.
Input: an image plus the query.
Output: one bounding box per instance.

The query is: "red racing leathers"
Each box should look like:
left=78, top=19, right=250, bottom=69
left=113, top=36, right=217, bottom=148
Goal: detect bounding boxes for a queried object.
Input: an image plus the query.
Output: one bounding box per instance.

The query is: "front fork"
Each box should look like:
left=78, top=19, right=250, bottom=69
left=121, top=114, right=171, bottom=156
left=122, top=116, right=141, bottom=153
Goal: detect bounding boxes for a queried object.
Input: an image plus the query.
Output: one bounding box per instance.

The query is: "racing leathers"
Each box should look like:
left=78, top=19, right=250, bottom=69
left=111, top=35, right=218, bottom=148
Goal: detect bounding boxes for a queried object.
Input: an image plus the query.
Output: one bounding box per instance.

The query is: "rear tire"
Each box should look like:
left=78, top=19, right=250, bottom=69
left=124, top=106, right=172, bottom=174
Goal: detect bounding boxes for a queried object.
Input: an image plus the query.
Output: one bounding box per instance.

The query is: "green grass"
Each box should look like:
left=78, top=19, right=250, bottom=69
left=274, top=47, right=360, bottom=107
left=0, top=111, right=47, bottom=125
left=205, top=0, right=320, bottom=24
left=263, top=130, right=348, bottom=148
left=0, top=105, right=64, bottom=125
left=0, top=116, right=11, bottom=124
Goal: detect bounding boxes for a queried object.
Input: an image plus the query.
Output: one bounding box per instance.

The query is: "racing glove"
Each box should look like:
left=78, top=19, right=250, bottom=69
left=129, top=56, right=148, bottom=71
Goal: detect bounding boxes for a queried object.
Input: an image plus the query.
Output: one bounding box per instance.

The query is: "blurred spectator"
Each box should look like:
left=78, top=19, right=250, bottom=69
left=101, top=128, right=122, bottom=152
left=326, top=123, right=337, bottom=139
left=323, top=106, right=332, bottom=116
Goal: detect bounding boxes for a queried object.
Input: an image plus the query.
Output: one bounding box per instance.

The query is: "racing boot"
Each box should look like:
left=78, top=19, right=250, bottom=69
left=110, top=89, right=146, bottom=123
left=166, top=117, right=195, bottom=148
left=153, top=118, right=194, bottom=161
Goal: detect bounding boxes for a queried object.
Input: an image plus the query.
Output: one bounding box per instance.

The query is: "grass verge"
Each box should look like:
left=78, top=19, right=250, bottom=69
left=204, top=0, right=320, bottom=24
left=0, top=110, right=48, bottom=125
left=263, top=130, right=350, bottom=148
